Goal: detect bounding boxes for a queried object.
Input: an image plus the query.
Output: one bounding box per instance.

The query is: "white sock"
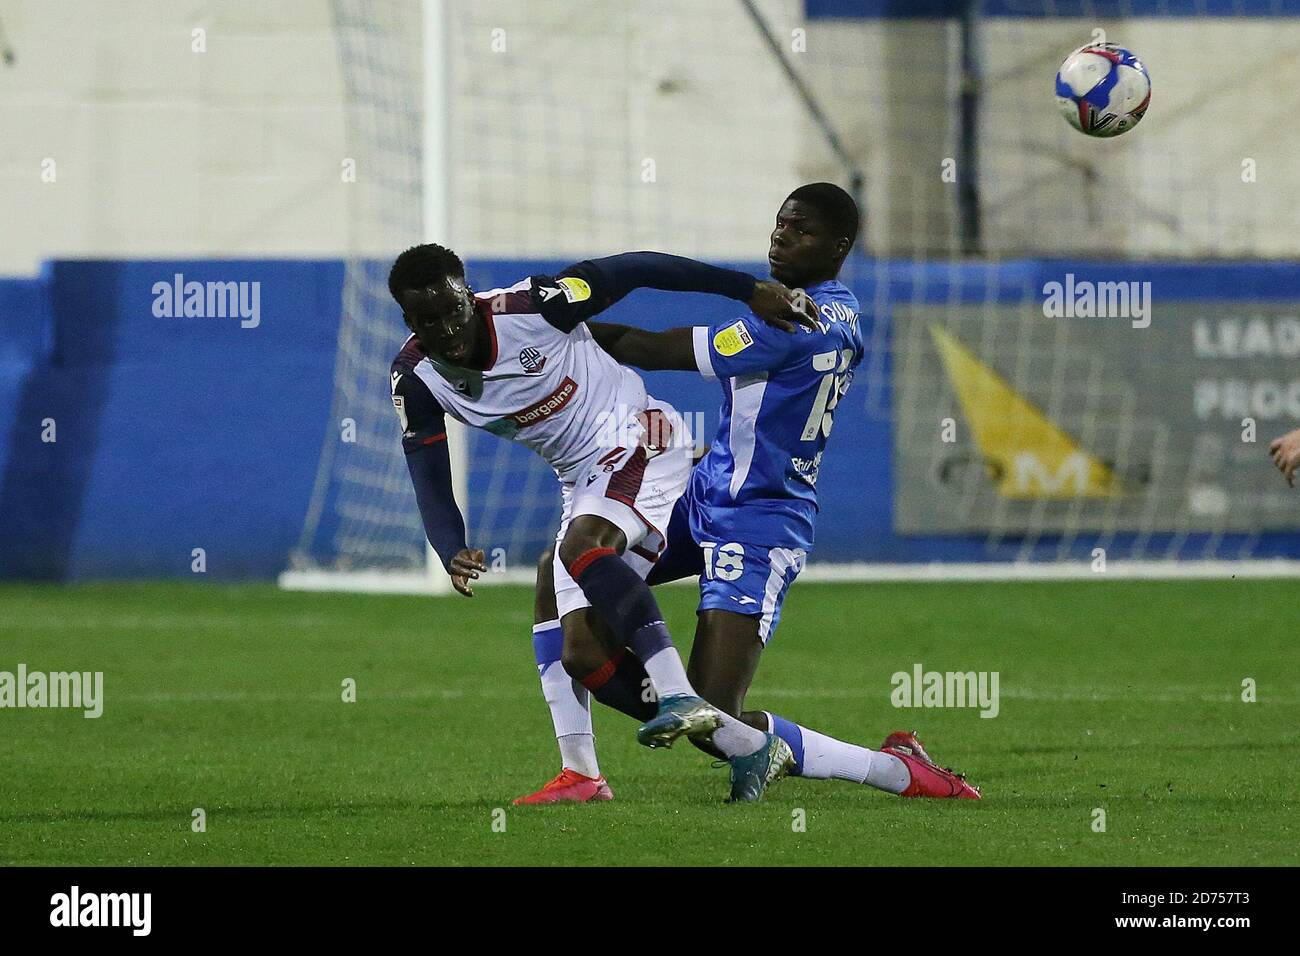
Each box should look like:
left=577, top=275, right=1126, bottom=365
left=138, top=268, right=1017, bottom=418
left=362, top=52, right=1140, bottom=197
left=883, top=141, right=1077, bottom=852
left=864, top=750, right=911, bottom=794
left=777, top=720, right=911, bottom=794
left=557, top=733, right=600, bottom=779
left=641, top=646, right=693, bottom=698
left=536, top=620, right=599, bottom=779
left=539, top=665, right=599, bottom=777
left=711, top=712, right=769, bottom=758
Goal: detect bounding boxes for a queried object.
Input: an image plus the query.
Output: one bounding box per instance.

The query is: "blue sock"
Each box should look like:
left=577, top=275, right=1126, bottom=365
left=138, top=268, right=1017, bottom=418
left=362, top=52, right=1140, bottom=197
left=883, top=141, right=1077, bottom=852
left=532, top=620, right=564, bottom=675
left=766, top=712, right=807, bottom=776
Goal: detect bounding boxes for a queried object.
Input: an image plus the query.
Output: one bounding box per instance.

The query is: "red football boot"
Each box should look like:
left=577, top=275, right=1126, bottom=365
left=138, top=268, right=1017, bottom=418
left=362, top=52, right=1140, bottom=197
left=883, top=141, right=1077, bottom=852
left=880, top=730, right=981, bottom=800
left=512, top=769, right=614, bottom=806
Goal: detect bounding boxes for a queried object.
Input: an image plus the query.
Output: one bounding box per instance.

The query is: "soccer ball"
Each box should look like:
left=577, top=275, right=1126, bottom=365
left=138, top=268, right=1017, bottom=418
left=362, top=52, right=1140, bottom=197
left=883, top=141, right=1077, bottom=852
left=1055, top=43, right=1151, bottom=137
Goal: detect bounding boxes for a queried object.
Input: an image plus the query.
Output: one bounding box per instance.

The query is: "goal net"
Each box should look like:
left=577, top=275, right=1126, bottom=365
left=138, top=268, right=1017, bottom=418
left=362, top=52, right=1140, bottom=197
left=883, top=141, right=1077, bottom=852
left=283, top=0, right=436, bottom=592
left=885, top=3, right=1300, bottom=572
left=285, top=0, right=1300, bottom=592
left=284, top=0, right=844, bottom=592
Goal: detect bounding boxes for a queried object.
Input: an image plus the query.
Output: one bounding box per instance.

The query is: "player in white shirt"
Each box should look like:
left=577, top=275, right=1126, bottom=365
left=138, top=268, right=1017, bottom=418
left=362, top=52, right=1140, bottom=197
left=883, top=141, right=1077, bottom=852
left=388, top=244, right=814, bottom=802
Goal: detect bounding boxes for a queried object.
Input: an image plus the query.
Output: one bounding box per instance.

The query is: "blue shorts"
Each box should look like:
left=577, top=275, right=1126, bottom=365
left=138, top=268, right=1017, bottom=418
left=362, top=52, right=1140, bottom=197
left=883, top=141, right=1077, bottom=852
left=650, top=494, right=807, bottom=644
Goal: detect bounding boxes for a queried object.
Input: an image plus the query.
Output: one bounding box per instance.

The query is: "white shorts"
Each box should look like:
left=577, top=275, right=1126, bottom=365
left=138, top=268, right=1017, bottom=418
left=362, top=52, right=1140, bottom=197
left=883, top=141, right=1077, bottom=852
left=552, top=399, right=692, bottom=621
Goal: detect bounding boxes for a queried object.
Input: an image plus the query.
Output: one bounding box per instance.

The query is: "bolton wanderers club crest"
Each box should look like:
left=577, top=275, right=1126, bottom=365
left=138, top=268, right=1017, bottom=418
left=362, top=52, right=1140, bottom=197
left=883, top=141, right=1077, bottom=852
left=519, top=347, right=546, bottom=374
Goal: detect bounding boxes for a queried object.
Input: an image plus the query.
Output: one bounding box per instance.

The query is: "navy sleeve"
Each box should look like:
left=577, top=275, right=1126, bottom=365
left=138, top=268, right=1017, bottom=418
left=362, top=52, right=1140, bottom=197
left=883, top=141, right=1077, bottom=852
left=404, top=441, right=468, bottom=572
left=391, top=369, right=466, bottom=571
left=532, top=252, right=758, bottom=332
left=392, top=367, right=447, bottom=452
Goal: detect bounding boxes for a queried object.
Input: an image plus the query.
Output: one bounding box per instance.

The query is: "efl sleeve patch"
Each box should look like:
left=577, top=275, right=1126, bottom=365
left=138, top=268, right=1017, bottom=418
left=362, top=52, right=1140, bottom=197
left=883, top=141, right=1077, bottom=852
left=713, top=320, right=754, bottom=357
left=533, top=269, right=599, bottom=333
left=557, top=276, right=592, bottom=303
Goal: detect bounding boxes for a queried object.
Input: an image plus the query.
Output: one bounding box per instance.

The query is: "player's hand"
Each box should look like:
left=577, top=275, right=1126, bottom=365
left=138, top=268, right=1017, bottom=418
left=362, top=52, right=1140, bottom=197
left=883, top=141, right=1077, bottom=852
left=747, top=280, right=819, bottom=333
left=448, top=547, right=487, bottom=596
left=1268, top=428, right=1300, bottom=487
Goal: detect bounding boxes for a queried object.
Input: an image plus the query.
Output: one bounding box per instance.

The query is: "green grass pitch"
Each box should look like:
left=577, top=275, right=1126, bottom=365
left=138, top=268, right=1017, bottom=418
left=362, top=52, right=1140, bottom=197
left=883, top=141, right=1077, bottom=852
left=1, top=578, right=1296, bottom=866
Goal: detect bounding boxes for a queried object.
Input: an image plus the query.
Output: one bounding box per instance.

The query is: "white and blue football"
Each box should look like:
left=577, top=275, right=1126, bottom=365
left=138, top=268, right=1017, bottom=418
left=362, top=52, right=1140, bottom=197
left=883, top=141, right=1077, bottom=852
left=1055, top=43, right=1151, bottom=138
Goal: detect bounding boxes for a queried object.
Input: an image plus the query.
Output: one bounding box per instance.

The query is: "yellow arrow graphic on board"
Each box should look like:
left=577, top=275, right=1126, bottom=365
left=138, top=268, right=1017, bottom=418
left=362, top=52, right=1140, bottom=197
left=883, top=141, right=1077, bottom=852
left=931, top=325, right=1121, bottom=499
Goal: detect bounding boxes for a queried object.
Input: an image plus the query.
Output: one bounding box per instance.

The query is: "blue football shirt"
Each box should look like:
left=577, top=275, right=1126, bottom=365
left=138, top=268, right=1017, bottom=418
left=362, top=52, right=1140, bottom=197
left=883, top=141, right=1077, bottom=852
left=687, top=279, right=863, bottom=552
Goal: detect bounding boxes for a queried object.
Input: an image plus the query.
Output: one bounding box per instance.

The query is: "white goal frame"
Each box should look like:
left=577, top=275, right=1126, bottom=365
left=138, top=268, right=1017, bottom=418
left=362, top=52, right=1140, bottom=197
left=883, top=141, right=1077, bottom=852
left=280, top=0, right=464, bottom=596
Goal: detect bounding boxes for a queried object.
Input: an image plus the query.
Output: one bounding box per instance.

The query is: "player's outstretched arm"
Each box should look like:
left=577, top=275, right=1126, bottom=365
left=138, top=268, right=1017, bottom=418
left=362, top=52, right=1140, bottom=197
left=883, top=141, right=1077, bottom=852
left=586, top=322, right=696, bottom=371
left=392, top=370, right=484, bottom=595
left=403, top=440, right=485, bottom=596
left=591, top=310, right=804, bottom=382
left=546, top=252, right=816, bottom=332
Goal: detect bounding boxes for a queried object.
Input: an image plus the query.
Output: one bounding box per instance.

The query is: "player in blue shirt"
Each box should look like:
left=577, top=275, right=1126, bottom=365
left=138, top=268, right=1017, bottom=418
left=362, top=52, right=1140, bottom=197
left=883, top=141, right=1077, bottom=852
left=519, top=184, right=980, bottom=804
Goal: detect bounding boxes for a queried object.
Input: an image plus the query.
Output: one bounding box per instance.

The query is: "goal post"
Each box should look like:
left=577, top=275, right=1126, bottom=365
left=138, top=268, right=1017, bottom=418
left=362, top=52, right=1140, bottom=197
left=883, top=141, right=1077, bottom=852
left=280, top=0, right=461, bottom=595
left=419, top=0, right=466, bottom=595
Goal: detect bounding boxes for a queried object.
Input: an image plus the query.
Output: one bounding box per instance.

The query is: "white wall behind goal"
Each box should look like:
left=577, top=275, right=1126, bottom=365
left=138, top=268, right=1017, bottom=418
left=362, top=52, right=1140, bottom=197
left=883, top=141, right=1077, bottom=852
left=978, top=17, right=1300, bottom=260
left=444, top=0, right=807, bottom=262
left=1, top=1, right=1297, bottom=275
left=0, top=0, right=356, bottom=274
left=0, top=0, right=810, bottom=274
